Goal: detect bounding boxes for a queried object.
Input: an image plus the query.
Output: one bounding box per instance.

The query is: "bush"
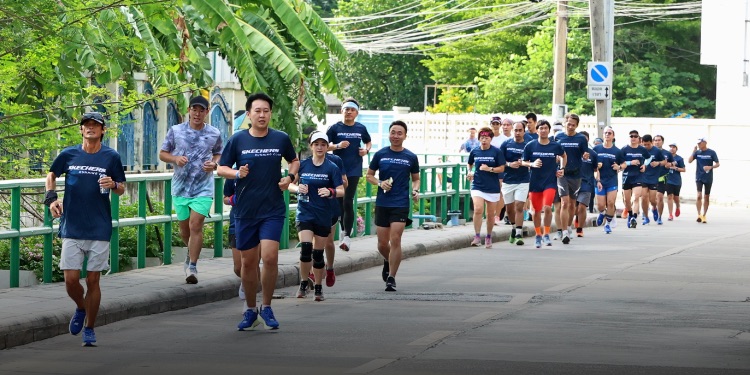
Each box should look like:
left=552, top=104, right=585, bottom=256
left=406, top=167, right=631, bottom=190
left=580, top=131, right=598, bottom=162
left=0, top=236, right=64, bottom=283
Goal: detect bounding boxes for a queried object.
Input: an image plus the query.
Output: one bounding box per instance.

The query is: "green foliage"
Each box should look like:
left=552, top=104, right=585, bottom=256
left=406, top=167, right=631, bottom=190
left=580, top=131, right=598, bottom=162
left=334, top=0, right=433, bottom=111
left=0, top=237, right=64, bottom=283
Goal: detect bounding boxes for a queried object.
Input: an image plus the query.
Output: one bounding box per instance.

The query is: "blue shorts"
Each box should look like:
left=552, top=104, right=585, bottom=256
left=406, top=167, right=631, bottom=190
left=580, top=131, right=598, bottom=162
left=235, top=216, right=285, bottom=251
left=595, top=185, right=618, bottom=196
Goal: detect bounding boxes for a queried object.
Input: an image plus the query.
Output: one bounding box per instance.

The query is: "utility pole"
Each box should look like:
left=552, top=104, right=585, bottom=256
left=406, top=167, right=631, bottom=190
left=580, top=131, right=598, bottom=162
left=552, top=0, right=568, bottom=121
left=590, top=0, right=615, bottom=138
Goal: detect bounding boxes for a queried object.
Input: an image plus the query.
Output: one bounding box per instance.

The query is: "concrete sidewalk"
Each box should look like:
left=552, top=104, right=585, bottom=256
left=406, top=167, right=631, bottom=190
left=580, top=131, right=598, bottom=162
left=0, top=222, right=528, bottom=349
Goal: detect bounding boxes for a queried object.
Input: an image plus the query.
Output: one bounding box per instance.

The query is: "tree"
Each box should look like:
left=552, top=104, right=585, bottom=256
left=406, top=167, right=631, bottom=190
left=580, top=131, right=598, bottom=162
left=333, top=0, right=433, bottom=111
left=0, top=0, right=347, bottom=181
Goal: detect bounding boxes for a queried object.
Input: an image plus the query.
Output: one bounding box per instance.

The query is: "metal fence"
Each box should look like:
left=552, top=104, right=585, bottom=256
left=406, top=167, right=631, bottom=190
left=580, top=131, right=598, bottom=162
left=0, top=157, right=472, bottom=288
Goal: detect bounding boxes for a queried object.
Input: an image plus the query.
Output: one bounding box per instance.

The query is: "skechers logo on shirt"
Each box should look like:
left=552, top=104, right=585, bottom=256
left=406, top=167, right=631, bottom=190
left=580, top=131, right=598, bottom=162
left=530, top=152, right=557, bottom=157
left=69, top=165, right=107, bottom=175
left=381, top=158, right=411, bottom=166
left=625, top=152, right=643, bottom=159
left=473, top=156, right=496, bottom=163
left=301, top=173, right=329, bottom=181
left=338, top=133, right=362, bottom=139
left=560, top=142, right=580, bottom=148
left=242, top=148, right=281, bottom=157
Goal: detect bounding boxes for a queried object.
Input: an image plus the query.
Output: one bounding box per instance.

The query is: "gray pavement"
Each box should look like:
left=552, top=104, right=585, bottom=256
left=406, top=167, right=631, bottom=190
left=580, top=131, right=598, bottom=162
left=0, top=218, right=511, bottom=350
left=2, top=205, right=750, bottom=375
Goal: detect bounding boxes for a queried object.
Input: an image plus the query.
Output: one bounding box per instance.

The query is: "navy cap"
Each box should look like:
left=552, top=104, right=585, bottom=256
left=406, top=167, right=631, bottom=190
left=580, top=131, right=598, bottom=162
left=189, top=96, right=209, bottom=109
left=80, top=112, right=105, bottom=126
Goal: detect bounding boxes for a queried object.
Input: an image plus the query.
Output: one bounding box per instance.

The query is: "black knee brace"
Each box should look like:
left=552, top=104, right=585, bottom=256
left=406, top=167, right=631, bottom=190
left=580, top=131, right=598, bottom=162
left=312, top=249, right=325, bottom=269
left=299, top=242, right=312, bottom=262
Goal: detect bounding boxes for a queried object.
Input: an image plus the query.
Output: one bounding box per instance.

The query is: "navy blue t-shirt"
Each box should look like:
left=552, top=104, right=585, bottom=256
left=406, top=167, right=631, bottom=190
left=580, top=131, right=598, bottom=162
left=641, top=146, right=666, bottom=185
left=223, top=179, right=236, bottom=235
left=500, top=138, right=530, bottom=184
left=326, top=122, right=372, bottom=177
left=326, top=153, right=346, bottom=220
left=523, top=140, right=565, bottom=193
left=468, top=146, right=505, bottom=193
left=49, top=145, right=126, bottom=241
left=621, top=145, right=650, bottom=185
left=667, top=154, right=685, bottom=186
left=658, top=148, right=673, bottom=180
left=693, top=148, right=719, bottom=183
left=580, top=148, right=598, bottom=193
left=554, top=132, right=588, bottom=173
left=219, top=129, right=297, bottom=219
left=369, top=147, right=420, bottom=208
left=593, top=144, right=624, bottom=188
left=296, top=158, right=344, bottom=227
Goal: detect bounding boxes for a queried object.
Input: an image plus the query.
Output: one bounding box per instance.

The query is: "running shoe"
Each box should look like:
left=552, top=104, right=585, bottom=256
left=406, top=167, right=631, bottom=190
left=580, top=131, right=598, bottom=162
left=239, top=283, right=245, bottom=300
left=470, top=235, right=481, bottom=247
left=604, top=223, right=612, bottom=234
left=515, top=234, right=524, bottom=246
left=504, top=216, right=511, bottom=225
left=69, top=308, right=86, bottom=335
left=259, top=306, right=280, bottom=329
left=696, top=216, right=702, bottom=223
left=484, top=236, right=492, bottom=249
left=326, top=268, right=336, bottom=287
left=675, top=208, right=681, bottom=217
left=642, top=217, right=650, bottom=226
left=534, top=235, right=542, bottom=248
left=543, top=234, right=552, bottom=246
left=308, top=272, right=315, bottom=284
left=562, top=233, right=570, bottom=244
left=610, top=218, right=617, bottom=228
left=339, top=236, right=351, bottom=251
left=629, top=217, right=637, bottom=228
left=314, top=285, right=325, bottom=301
left=576, top=228, right=583, bottom=237
left=596, top=212, right=605, bottom=227
left=82, top=327, right=96, bottom=347
left=509, top=233, right=517, bottom=245
left=238, top=308, right=261, bottom=331
left=553, top=231, right=561, bottom=240
left=652, top=209, right=659, bottom=222
left=296, top=281, right=308, bottom=298
left=701, top=215, right=707, bottom=223
left=186, top=265, right=198, bottom=284
left=656, top=218, right=663, bottom=225
left=668, top=215, right=674, bottom=221
left=385, top=276, right=397, bottom=292
left=382, top=260, right=390, bottom=282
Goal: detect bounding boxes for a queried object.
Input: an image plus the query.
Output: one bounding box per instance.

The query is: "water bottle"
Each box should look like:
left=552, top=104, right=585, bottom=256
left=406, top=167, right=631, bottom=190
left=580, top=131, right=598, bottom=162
left=99, top=174, right=109, bottom=194
left=298, top=178, right=309, bottom=203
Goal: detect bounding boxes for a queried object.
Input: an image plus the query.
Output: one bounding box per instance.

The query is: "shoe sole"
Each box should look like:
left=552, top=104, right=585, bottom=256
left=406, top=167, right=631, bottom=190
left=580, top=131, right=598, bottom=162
left=516, top=239, right=524, bottom=246
left=339, top=243, right=349, bottom=251
left=82, top=342, right=97, bottom=347
left=186, top=275, right=198, bottom=284
left=315, top=294, right=325, bottom=301
left=238, top=319, right=262, bottom=331
left=385, top=285, right=396, bottom=292
left=562, top=237, right=570, bottom=244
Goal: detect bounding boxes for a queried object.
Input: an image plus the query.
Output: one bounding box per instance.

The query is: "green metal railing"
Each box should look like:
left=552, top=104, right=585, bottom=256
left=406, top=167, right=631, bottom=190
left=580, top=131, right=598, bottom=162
left=0, top=160, right=471, bottom=288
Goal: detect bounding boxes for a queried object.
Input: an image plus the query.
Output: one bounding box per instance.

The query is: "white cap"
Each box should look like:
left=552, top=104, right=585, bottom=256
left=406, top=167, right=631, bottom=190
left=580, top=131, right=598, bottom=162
left=309, top=131, right=329, bottom=144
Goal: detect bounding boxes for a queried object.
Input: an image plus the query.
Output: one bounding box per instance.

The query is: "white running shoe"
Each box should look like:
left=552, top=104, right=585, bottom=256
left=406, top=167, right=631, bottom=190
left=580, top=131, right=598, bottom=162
left=339, top=236, right=351, bottom=251
left=610, top=218, right=618, bottom=228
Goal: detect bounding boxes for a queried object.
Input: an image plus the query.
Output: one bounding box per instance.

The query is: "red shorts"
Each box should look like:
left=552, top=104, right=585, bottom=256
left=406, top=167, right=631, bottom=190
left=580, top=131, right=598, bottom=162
left=529, top=188, right=556, bottom=211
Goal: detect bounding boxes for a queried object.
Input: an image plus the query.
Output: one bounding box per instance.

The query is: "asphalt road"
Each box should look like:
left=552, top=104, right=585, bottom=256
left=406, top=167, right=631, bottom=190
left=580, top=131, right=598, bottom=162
left=2, top=205, right=749, bottom=375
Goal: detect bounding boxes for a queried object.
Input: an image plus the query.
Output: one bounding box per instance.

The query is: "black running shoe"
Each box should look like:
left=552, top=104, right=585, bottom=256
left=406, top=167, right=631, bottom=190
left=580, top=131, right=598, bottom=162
left=382, top=260, right=390, bottom=282
left=385, top=276, right=396, bottom=292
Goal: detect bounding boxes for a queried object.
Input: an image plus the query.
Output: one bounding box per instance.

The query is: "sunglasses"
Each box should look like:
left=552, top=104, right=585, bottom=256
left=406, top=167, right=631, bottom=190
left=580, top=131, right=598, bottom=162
left=629, top=135, right=639, bottom=138
left=604, top=132, right=614, bottom=135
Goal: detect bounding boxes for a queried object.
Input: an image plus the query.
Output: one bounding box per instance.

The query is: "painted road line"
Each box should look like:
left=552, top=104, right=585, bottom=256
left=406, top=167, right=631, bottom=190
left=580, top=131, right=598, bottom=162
left=544, top=284, right=578, bottom=292
left=507, top=293, right=536, bottom=305
left=464, top=311, right=501, bottom=323
left=346, top=359, right=396, bottom=374
left=408, top=331, right=455, bottom=346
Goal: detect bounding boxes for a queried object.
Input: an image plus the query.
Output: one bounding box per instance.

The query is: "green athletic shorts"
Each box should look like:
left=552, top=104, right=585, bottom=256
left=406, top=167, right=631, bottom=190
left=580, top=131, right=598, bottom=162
left=173, top=196, right=213, bottom=221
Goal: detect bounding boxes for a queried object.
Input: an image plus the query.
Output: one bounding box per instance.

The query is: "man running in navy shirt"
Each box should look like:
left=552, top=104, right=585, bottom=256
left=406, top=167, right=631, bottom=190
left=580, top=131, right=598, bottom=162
left=593, top=126, right=624, bottom=234
left=620, top=130, right=650, bottom=229
left=218, top=93, right=299, bottom=331
left=366, top=120, right=420, bottom=291
left=666, top=142, right=686, bottom=221
left=638, top=134, right=666, bottom=226
left=500, top=122, right=530, bottom=245
left=554, top=113, right=588, bottom=244
left=45, top=112, right=126, bottom=347
left=688, top=137, right=720, bottom=223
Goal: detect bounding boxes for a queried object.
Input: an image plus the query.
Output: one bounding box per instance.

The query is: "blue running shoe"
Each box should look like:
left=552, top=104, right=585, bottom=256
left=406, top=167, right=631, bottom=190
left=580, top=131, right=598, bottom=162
left=69, top=308, right=85, bottom=335
left=656, top=218, right=663, bottom=225
left=604, top=223, right=612, bottom=234
left=543, top=234, right=552, bottom=246
left=596, top=212, right=605, bottom=227
left=238, top=308, right=261, bottom=331
left=259, top=306, right=280, bottom=329
left=642, top=217, right=650, bottom=225
left=82, top=327, right=96, bottom=347
left=534, top=235, right=542, bottom=248
left=652, top=209, right=659, bottom=222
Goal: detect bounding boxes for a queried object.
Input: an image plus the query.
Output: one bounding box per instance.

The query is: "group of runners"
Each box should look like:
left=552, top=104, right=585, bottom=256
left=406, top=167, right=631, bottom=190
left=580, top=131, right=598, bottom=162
left=44, top=96, right=720, bottom=345
left=463, top=113, right=720, bottom=249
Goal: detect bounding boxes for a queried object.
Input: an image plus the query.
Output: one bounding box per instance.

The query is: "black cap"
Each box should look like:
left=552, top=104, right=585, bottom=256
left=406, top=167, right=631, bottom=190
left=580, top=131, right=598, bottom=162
left=80, top=112, right=105, bottom=126
left=189, top=96, right=209, bottom=109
